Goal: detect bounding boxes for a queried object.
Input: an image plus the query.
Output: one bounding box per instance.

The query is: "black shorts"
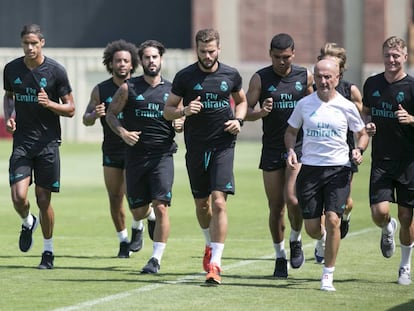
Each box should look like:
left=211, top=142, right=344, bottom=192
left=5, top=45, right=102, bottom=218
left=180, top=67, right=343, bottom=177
left=9, top=141, right=61, bottom=192
left=102, top=151, right=125, bottom=169
left=369, top=160, right=414, bottom=208
left=296, top=165, right=351, bottom=219
left=186, top=147, right=235, bottom=198
left=125, top=153, right=174, bottom=209
left=260, top=146, right=302, bottom=171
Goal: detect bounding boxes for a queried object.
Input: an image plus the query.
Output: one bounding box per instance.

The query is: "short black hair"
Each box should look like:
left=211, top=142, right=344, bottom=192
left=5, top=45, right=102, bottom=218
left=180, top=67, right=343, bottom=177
left=20, top=24, right=43, bottom=39
left=138, top=40, right=166, bottom=60
left=270, top=33, right=295, bottom=50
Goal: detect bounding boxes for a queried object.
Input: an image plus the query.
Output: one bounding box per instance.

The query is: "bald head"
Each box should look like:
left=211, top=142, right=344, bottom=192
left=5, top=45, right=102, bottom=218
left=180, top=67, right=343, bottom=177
left=314, top=59, right=340, bottom=101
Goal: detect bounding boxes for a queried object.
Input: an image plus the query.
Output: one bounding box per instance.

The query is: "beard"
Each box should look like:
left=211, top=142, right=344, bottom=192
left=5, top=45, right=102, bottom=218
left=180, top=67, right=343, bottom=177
left=114, top=71, right=129, bottom=80
left=197, top=56, right=218, bottom=70
left=143, top=66, right=161, bottom=77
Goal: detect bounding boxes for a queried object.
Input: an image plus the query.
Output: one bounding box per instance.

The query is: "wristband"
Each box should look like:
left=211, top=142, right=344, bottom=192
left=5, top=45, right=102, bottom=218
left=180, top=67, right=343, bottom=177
left=357, top=147, right=364, bottom=155
left=236, top=118, right=244, bottom=127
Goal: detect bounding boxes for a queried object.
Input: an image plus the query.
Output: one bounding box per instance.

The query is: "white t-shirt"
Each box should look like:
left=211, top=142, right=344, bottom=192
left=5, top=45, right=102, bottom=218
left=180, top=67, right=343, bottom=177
left=288, top=91, right=365, bottom=166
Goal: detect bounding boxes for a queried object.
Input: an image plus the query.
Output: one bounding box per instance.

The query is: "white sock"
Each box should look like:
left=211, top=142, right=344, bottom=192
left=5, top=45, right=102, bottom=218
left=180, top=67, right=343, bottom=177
left=342, top=212, right=351, bottom=221
left=132, top=219, right=144, bottom=230
left=201, top=228, right=211, bottom=246
left=152, top=242, right=166, bottom=263
left=147, top=207, right=156, bottom=221
left=210, top=242, right=224, bottom=267
left=43, top=238, right=53, bottom=253
left=274, top=240, right=287, bottom=259
left=22, top=214, right=34, bottom=229
left=382, top=217, right=394, bottom=234
left=323, top=266, right=335, bottom=274
left=290, top=230, right=302, bottom=242
left=400, top=243, right=414, bottom=269
left=117, top=229, right=128, bottom=243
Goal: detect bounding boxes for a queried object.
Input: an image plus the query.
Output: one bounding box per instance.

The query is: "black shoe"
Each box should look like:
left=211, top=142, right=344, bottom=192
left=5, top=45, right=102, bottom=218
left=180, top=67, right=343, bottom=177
left=117, top=241, right=130, bottom=258
left=290, top=240, right=305, bottom=269
left=19, top=214, right=38, bottom=252
left=340, top=217, right=350, bottom=239
left=38, top=251, right=54, bottom=269
left=147, top=219, right=155, bottom=241
left=141, top=257, right=160, bottom=274
left=129, top=228, right=143, bottom=252
left=273, top=257, right=288, bottom=278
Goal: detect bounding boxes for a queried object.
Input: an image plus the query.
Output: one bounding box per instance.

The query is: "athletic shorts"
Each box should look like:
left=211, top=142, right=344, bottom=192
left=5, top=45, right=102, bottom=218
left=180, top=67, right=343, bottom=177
left=369, top=159, right=414, bottom=208
left=296, top=165, right=351, bottom=219
left=260, top=146, right=302, bottom=171
left=125, top=153, right=174, bottom=209
left=102, top=151, right=125, bottom=169
left=185, top=147, right=235, bottom=198
left=9, top=141, right=61, bottom=192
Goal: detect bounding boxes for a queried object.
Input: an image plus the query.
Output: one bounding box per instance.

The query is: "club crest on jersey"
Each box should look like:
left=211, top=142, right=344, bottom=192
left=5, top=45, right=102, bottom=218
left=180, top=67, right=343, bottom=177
left=39, top=78, right=47, bottom=88
left=295, top=81, right=303, bottom=91
left=163, top=92, right=169, bottom=102
left=220, top=81, right=228, bottom=92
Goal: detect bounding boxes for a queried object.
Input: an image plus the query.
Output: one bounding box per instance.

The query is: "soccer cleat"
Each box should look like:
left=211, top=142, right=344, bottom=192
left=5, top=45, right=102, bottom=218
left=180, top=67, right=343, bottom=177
left=19, top=214, right=38, bottom=252
left=205, top=263, right=221, bottom=285
left=398, top=266, right=412, bottom=285
left=380, top=217, right=397, bottom=258
left=141, top=257, right=160, bottom=274
left=273, top=257, right=288, bottom=278
left=129, top=228, right=143, bottom=252
left=117, top=241, right=130, bottom=258
left=340, top=217, right=350, bottom=239
left=320, top=272, right=336, bottom=291
left=203, top=245, right=212, bottom=272
left=290, top=240, right=305, bottom=269
left=38, top=251, right=54, bottom=269
left=147, top=219, right=155, bottom=241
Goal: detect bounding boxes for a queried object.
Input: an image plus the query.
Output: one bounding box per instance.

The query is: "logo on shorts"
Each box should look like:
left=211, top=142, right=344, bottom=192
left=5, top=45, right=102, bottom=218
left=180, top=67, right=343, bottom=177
left=225, top=182, right=233, bottom=190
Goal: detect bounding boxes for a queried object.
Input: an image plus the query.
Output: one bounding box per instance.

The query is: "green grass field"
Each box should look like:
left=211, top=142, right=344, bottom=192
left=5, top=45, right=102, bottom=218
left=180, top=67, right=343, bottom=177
left=0, top=139, right=413, bottom=311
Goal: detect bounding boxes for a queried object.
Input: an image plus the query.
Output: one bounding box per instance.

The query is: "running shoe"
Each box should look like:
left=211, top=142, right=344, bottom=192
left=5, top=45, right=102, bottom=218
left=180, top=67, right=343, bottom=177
left=19, top=214, right=38, bottom=252
left=205, top=263, right=221, bottom=285
left=380, top=217, right=397, bottom=258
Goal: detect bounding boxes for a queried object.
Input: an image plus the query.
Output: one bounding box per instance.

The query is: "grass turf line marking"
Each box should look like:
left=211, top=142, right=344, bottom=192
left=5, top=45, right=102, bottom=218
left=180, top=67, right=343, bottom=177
left=52, top=227, right=376, bottom=311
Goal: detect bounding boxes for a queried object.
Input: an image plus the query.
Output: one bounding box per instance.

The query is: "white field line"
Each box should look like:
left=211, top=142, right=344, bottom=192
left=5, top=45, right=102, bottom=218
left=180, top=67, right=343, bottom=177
left=52, top=227, right=376, bottom=311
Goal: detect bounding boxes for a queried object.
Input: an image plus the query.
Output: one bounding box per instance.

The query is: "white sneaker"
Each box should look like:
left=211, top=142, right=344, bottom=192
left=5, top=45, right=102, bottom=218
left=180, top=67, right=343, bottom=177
left=320, top=272, right=336, bottom=291
left=398, top=266, right=412, bottom=285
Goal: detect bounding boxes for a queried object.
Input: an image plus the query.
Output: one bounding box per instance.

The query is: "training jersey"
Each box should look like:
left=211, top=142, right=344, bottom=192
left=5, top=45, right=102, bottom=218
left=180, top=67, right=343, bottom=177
left=97, top=78, right=125, bottom=155
left=363, top=73, right=414, bottom=161
left=288, top=92, right=365, bottom=166
left=3, top=56, right=72, bottom=146
left=257, top=64, right=309, bottom=151
left=122, top=76, right=176, bottom=156
left=171, top=62, right=243, bottom=151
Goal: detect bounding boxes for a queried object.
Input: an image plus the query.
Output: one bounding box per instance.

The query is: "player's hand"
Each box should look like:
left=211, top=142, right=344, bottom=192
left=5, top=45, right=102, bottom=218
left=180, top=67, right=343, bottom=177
left=184, top=96, right=203, bottom=116
left=38, top=88, right=50, bottom=108
left=365, top=122, right=376, bottom=136
left=286, top=150, right=298, bottom=169
left=121, top=130, right=141, bottom=146
left=351, top=148, right=363, bottom=165
left=395, top=104, right=414, bottom=125
left=261, top=97, right=273, bottom=117
left=6, top=117, right=16, bottom=134
left=173, top=118, right=184, bottom=133
left=95, top=103, right=106, bottom=118
left=224, top=119, right=241, bottom=135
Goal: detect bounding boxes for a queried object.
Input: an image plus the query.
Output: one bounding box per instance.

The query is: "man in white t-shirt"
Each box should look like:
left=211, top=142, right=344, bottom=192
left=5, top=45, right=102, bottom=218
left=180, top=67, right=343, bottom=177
left=284, top=59, right=369, bottom=291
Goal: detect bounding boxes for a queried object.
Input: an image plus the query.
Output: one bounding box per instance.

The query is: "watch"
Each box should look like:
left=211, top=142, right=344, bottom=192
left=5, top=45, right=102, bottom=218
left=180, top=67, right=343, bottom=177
left=236, top=118, right=244, bottom=127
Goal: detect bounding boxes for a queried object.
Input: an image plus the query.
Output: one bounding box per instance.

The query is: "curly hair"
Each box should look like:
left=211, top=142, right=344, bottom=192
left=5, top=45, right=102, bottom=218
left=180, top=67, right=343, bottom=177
left=102, top=39, right=139, bottom=75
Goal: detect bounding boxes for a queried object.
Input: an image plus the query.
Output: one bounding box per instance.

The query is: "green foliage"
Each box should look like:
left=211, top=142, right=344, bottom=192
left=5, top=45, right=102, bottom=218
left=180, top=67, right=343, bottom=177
left=0, top=140, right=412, bottom=311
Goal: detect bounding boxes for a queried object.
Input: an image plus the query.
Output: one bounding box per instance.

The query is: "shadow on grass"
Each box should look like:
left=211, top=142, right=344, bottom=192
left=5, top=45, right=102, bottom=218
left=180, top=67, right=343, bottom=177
left=387, top=299, right=414, bottom=311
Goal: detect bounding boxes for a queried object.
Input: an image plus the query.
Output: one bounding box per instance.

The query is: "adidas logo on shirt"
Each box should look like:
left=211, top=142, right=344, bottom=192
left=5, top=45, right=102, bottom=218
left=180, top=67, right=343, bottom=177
left=14, top=77, right=22, bottom=84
